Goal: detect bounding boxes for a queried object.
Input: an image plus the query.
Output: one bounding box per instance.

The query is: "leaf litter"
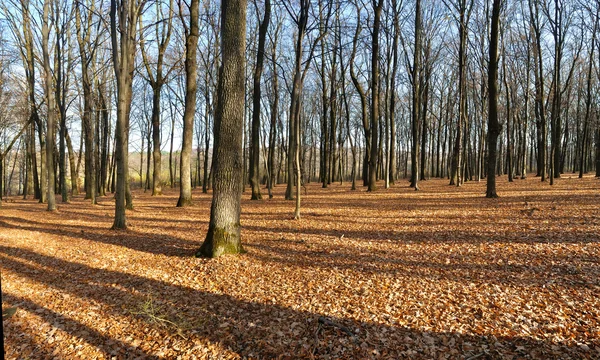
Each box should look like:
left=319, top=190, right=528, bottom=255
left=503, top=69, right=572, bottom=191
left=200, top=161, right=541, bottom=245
left=1, top=175, right=599, bottom=359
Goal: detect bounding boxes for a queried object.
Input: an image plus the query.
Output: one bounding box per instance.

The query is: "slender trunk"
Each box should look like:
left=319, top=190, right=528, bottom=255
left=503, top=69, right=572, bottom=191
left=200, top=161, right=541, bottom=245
left=42, top=0, right=56, bottom=211
left=151, top=86, right=162, bottom=194
left=169, top=105, right=175, bottom=188
left=486, top=0, right=501, bottom=198
left=249, top=0, right=270, bottom=200
left=368, top=0, right=383, bottom=192
left=410, top=0, right=421, bottom=190
left=349, top=5, right=369, bottom=187
left=267, top=34, right=279, bottom=199
left=581, top=6, right=598, bottom=178
left=177, top=0, right=200, bottom=207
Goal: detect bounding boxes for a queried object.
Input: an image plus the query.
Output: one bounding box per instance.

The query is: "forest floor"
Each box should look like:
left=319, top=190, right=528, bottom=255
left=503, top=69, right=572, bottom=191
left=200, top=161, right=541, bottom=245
left=1, top=175, right=599, bottom=359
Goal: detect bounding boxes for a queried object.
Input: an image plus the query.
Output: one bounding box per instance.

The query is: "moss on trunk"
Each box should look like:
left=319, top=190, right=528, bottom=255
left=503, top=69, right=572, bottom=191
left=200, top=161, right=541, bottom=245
left=196, top=225, right=243, bottom=258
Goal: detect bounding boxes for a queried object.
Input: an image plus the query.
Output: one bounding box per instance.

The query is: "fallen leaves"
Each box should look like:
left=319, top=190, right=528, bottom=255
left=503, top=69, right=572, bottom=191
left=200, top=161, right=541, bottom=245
left=1, top=175, right=599, bottom=359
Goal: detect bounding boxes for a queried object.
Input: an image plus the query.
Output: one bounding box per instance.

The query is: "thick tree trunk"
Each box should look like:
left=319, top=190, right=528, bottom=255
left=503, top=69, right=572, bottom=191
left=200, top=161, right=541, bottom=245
left=198, top=0, right=247, bottom=257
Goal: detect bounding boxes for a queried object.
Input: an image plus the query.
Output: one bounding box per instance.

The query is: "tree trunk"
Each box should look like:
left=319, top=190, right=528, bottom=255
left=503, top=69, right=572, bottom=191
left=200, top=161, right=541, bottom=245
left=450, top=0, right=471, bottom=187
left=349, top=4, right=369, bottom=187
left=42, top=0, right=56, bottom=211
left=410, top=0, right=421, bottom=190
left=151, top=86, right=162, bottom=194
left=177, top=0, right=200, bottom=207
left=249, top=0, right=270, bottom=200
left=198, top=0, right=247, bottom=257
left=368, top=0, right=383, bottom=192
left=110, top=0, right=145, bottom=229
left=486, top=0, right=501, bottom=198
left=267, top=25, right=280, bottom=199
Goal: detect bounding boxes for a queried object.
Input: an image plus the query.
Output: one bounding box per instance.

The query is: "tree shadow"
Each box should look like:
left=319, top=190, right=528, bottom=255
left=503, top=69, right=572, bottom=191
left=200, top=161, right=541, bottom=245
left=2, top=293, right=155, bottom=359
left=1, top=245, right=596, bottom=359
left=0, top=218, right=201, bottom=257
left=245, top=241, right=598, bottom=289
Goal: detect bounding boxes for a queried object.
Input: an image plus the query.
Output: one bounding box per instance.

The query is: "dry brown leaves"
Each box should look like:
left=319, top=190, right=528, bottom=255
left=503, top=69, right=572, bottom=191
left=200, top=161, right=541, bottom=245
left=1, top=175, right=599, bottom=359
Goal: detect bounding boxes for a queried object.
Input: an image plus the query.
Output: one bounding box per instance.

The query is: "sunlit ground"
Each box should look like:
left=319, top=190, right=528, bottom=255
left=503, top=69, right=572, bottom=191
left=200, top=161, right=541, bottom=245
left=1, top=175, right=599, bottom=359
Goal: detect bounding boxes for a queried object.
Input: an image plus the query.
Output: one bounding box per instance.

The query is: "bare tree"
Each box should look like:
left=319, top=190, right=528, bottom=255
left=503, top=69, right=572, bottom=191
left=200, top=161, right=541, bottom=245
left=368, top=0, right=383, bottom=192
left=487, top=0, right=502, bottom=198
left=139, top=0, right=175, bottom=196
left=110, top=0, right=148, bottom=229
left=410, top=0, right=422, bottom=191
left=444, top=0, right=473, bottom=186
left=177, top=0, right=200, bottom=207
left=349, top=1, right=369, bottom=187
left=41, top=0, right=56, bottom=211
left=248, top=0, right=270, bottom=200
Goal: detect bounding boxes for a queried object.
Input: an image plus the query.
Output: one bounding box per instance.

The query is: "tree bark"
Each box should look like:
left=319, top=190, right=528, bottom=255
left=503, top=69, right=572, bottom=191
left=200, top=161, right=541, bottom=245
left=349, top=2, right=369, bottom=187
left=110, top=0, right=146, bottom=229
left=486, top=0, right=501, bottom=198
left=368, top=0, right=383, bottom=192
left=411, top=0, right=421, bottom=190
left=42, top=0, right=56, bottom=211
left=198, top=0, right=247, bottom=257
left=177, top=0, right=200, bottom=207
left=249, top=0, right=270, bottom=200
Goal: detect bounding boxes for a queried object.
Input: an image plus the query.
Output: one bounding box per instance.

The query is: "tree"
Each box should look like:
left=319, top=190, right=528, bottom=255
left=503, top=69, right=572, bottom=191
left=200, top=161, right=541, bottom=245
left=349, top=1, right=369, bottom=187
left=42, top=0, right=56, bottom=211
left=110, top=0, right=148, bottom=229
left=487, top=0, right=502, bottom=198
left=411, top=0, right=422, bottom=191
left=388, top=0, right=402, bottom=186
left=445, top=0, right=473, bottom=186
left=368, top=0, right=384, bottom=192
left=248, top=0, right=270, bottom=200
left=580, top=1, right=599, bottom=178
left=75, top=0, right=99, bottom=204
left=528, top=0, right=547, bottom=181
left=177, top=0, right=200, bottom=207
left=139, top=0, right=175, bottom=196
left=284, top=0, right=309, bottom=201
left=266, top=14, right=282, bottom=199
left=54, top=0, right=74, bottom=203
left=197, top=0, right=247, bottom=257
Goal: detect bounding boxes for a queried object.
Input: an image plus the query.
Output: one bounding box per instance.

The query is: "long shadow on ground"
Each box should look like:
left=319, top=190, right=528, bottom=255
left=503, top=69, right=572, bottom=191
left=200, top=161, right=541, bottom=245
left=1, top=245, right=596, bottom=359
